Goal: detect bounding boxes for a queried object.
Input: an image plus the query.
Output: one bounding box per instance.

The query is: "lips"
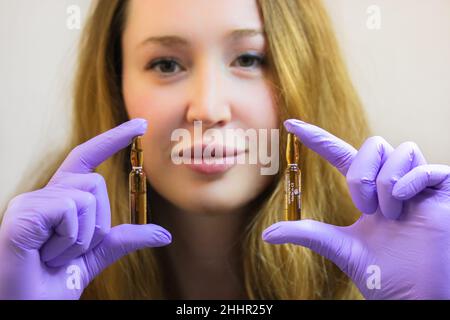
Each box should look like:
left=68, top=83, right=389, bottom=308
left=181, top=143, right=247, bottom=175
left=181, top=144, right=246, bottom=160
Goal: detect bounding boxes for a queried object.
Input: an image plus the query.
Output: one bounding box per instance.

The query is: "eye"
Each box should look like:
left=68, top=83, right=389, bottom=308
left=233, top=53, right=266, bottom=69
left=145, top=53, right=267, bottom=77
left=145, top=57, right=185, bottom=76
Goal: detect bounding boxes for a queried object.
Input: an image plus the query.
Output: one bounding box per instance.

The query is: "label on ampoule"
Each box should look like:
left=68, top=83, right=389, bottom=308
left=285, top=166, right=301, bottom=220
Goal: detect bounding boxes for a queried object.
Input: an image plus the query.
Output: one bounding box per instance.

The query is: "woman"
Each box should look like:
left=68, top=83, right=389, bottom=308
left=0, top=0, right=448, bottom=300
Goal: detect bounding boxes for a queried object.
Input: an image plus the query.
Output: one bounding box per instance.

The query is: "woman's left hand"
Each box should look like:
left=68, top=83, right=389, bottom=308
left=263, top=119, right=450, bottom=299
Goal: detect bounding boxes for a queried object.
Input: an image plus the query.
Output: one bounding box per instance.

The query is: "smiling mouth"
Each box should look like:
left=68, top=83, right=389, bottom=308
left=179, top=144, right=247, bottom=175
left=180, top=144, right=247, bottom=161
left=184, top=158, right=240, bottom=175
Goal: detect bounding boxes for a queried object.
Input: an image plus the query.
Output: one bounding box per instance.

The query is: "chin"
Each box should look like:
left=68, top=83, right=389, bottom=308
left=150, top=164, right=273, bottom=214
left=176, top=192, right=248, bottom=215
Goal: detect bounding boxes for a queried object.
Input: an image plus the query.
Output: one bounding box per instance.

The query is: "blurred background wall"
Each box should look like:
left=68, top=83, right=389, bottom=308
left=1, top=0, right=449, bottom=212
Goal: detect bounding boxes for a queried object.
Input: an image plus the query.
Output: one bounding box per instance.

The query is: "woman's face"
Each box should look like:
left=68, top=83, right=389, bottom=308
left=122, top=0, right=278, bottom=214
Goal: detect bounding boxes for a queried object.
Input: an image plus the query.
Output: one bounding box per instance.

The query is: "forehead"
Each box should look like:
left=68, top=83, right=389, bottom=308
left=124, top=0, right=264, bottom=44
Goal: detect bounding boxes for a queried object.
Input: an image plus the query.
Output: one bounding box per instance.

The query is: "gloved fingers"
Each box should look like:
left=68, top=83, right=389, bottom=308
left=53, top=118, right=147, bottom=175
left=4, top=189, right=79, bottom=252
left=284, top=119, right=357, bottom=176
left=392, top=164, right=450, bottom=200
left=376, top=141, right=427, bottom=220
left=47, top=172, right=111, bottom=251
left=40, top=187, right=96, bottom=267
left=82, top=224, right=172, bottom=284
left=346, top=136, right=394, bottom=214
left=262, top=219, right=354, bottom=274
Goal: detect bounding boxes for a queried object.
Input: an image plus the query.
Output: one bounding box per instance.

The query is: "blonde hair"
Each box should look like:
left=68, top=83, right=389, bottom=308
left=25, top=0, right=369, bottom=299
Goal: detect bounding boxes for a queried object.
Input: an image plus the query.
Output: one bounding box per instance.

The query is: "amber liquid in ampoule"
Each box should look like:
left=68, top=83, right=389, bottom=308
left=130, top=136, right=147, bottom=225
left=285, top=133, right=302, bottom=221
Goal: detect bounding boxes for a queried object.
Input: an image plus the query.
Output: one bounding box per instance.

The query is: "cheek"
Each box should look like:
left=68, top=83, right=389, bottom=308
left=126, top=95, right=177, bottom=165
left=123, top=80, right=189, bottom=143
left=123, top=83, right=185, bottom=171
left=236, top=82, right=279, bottom=129
left=123, top=80, right=181, bottom=120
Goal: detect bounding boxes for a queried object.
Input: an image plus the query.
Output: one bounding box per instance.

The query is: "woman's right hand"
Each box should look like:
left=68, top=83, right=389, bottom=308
left=0, top=118, right=171, bottom=300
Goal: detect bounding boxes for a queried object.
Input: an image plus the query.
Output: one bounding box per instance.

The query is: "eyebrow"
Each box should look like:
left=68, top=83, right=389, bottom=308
left=138, top=28, right=264, bottom=49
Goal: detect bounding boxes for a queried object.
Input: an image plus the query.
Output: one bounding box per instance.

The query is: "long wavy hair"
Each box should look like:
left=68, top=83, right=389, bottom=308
left=22, top=0, right=370, bottom=299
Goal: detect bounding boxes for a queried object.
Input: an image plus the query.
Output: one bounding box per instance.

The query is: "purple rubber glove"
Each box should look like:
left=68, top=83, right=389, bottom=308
left=263, top=119, right=450, bottom=299
left=0, top=118, right=172, bottom=300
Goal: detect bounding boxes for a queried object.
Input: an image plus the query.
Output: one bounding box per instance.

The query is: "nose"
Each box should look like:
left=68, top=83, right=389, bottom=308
left=186, top=57, right=232, bottom=128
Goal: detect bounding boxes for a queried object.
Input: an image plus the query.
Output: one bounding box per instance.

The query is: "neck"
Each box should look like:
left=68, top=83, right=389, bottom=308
left=150, top=189, right=252, bottom=299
